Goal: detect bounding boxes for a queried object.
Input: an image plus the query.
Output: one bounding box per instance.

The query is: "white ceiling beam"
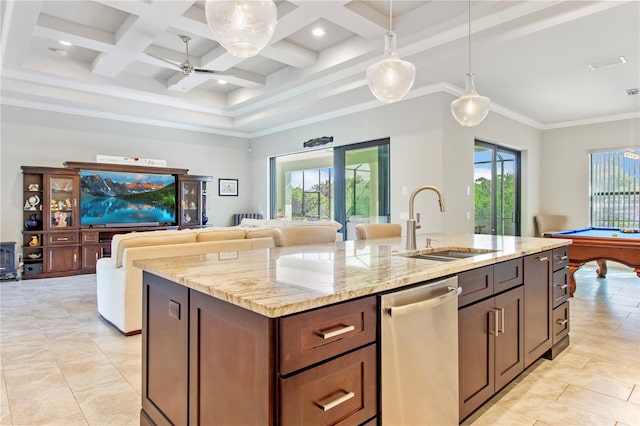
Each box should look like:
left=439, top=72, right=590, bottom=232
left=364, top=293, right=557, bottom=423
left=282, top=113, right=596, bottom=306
left=334, top=1, right=388, bottom=38
left=199, top=46, right=244, bottom=71
left=34, top=15, right=115, bottom=53
left=270, top=1, right=325, bottom=43
left=91, top=1, right=194, bottom=77
left=167, top=67, right=265, bottom=92
left=261, top=40, right=317, bottom=68
left=176, top=6, right=216, bottom=40
left=1, top=0, right=43, bottom=67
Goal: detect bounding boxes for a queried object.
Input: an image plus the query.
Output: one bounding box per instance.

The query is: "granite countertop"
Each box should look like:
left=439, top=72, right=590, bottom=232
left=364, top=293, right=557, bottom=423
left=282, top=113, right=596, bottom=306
left=133, top=234, right=571, bottom=318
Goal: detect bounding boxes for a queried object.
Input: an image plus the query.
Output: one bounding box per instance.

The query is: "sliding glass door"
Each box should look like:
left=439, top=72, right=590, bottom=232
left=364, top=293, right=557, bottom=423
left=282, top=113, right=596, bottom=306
left=334, top=139, right=390, bottom=240
left=270, top=138, right=390, bottom=240
left=474, top=141, right=521, bottom=236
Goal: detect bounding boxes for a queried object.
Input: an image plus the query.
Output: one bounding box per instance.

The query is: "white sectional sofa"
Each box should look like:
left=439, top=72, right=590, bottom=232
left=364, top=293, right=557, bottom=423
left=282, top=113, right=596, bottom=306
left=95, top=220, right=343, bottom=335
left=96, top=227, right=274, bottom=334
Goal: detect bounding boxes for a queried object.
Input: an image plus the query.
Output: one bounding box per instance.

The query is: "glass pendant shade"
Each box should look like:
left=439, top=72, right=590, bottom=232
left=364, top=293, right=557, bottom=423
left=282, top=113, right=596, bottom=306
left=451, top=73, right=490, bottom=126
left=205, top=0, right=277, bottom=58
left=367, top=31, right=416, bottom=103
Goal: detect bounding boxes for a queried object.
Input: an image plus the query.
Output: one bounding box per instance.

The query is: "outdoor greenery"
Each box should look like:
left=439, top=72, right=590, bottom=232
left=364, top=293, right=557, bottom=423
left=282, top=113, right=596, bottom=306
left=475, top=173, right=516, bottom=235
left=290, top=180, right=332, bottom=219
left=288, top=169, right=371, bottom=220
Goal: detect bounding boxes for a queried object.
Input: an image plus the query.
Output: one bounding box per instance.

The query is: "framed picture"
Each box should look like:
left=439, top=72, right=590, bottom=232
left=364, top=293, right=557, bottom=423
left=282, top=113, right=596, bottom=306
left=218, top=178, right=238, bottom=196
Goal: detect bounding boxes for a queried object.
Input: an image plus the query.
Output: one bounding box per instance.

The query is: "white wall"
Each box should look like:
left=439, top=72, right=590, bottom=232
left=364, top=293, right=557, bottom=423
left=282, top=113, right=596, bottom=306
left=0, top=105, right=251, bottom=244
left=250, top=92, right=544, bottom=237
left=441, top=95, right=543, bottom=236
left=540, top=118, right=640, bottom=229
left=7, top=101, right=631, bottom=246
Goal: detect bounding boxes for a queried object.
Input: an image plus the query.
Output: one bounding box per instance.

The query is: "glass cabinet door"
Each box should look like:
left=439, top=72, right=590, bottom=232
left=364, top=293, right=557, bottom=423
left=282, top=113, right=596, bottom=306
left=48, top=176, right=77, bottom=230
left=181, top=181, right=200, bottom=226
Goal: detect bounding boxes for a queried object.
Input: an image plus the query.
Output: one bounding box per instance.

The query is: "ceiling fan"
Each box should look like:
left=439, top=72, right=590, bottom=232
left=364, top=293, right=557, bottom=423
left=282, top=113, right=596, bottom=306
left=148, top=35, right=231, bottom=77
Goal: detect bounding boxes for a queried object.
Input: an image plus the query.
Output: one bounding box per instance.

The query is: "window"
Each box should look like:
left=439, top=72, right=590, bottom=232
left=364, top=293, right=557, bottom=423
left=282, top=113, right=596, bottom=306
left=590, top=148, right=640, bottom=229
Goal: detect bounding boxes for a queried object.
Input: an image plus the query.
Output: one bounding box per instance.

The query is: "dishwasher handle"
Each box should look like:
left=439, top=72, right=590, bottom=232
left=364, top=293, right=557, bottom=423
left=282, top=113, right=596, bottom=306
left=385, top=286, right=462, bottom=317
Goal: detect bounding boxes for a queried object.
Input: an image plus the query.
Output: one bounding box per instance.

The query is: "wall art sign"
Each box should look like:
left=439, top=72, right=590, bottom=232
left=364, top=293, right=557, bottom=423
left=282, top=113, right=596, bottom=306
left=218, top=179, right=238, bottom=196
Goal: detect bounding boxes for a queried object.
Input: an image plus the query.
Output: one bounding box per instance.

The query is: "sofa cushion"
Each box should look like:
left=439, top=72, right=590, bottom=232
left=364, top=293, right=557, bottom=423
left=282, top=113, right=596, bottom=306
left=273, top=226, right=338, bottom=247
left=112, top=230, right=196, bottom=268
left=196, top=227, right=246, bottom=242
left=245, top=225, right=276, bottom=239
left=239, top=218, right=343, bottom=230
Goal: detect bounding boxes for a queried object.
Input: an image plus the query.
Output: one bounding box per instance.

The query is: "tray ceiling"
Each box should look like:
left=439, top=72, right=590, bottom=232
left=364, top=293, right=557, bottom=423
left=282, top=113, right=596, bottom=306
left=1, top=1, right=639, bottom=137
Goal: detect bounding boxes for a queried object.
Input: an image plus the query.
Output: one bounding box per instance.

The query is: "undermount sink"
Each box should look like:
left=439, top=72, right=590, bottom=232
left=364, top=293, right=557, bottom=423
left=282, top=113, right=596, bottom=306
left=404, top=247, right=498, bottom=262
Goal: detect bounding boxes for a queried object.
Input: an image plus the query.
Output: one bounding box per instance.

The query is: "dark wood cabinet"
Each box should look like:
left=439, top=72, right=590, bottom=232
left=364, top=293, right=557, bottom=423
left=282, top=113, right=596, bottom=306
left=44, top=246, right=80, bottom=273
left=141, top=273, right=189, bottom=426
left=523, top=250, right=553, bottom=367
left=22, top=167, right=80, bottom=279
left=22, top=163, right=212, bottom=279
left=545, top=247, right=571, bottom=359
left=458, top=262, right=524, bottom=421
left=178, top=175, right=212, bottom=228
left=189, top=289, right=273, bottom=426
left=140, top=246, right=568, bottom=425
left=494, top=287, right=524, bottom=389
left=142, top=272, right=377, bottom=426
left=459, top=297, right=495, bottom=419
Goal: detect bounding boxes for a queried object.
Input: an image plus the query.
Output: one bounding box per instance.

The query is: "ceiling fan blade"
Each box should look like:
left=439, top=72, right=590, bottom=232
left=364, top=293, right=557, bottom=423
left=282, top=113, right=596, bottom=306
left=193, top=68, right=235, bottom=77
left=146, top=53, right=182, bottom=70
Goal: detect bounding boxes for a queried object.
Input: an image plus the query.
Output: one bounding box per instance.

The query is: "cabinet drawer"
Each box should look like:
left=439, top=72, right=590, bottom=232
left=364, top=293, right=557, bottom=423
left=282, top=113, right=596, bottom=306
left=552, top=246, right=569, bottom=271
left=279, top=296, right=376, bottom=375
left=494, top=258, right=523, bottom=293
left=47, top=232, right=78, bottom=245
left=552, top=268, right=570, bottom=307
left=552, top=301, right=570, bottom=345
left=280, top=344, right=377, bottom=426
left=458, top=265, right=494, bottom=307
left=82, top=231, right=98, bottom=244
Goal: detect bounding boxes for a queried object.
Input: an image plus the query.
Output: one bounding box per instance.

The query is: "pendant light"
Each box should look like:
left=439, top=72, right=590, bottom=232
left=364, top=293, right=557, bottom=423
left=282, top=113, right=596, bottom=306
left=205, top=0, right=277, bottom=58
left=451, top=0, right=490, bottom=126
left=366, top=0, right=415, bottom=103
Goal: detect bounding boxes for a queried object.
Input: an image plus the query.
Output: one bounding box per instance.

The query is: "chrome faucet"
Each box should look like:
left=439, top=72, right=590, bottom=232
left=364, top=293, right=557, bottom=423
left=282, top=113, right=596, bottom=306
left=406, top=185, right=447, bottom=250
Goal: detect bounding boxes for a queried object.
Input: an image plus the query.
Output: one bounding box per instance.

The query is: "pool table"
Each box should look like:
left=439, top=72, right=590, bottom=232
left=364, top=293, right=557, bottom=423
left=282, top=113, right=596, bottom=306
left=545, top=227, right=640, bottom=295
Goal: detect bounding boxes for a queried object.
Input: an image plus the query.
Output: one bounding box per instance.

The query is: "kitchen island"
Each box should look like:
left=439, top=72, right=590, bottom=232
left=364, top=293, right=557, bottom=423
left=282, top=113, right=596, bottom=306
left=135, top=234, right=571, bottom=426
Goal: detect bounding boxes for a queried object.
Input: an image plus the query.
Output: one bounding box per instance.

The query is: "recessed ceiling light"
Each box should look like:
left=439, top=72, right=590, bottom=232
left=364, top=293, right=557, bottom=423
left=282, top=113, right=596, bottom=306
left=59, top=40, right=72, bottom=46
left=218, top=79, right=227, bottom=85
left=587, top=56, right=627, bottom=70
left=312, top=27, right=325, bottom=37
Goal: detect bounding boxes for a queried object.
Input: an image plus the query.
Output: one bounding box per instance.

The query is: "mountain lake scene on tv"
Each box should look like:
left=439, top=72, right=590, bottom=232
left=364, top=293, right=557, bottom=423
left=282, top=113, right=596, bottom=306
left=80, top=171, right=176, bottom=225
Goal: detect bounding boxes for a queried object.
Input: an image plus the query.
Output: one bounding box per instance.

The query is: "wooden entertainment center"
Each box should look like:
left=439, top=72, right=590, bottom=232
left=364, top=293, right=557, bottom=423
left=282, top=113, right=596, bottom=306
left=21, top=162, right=211, bottom=280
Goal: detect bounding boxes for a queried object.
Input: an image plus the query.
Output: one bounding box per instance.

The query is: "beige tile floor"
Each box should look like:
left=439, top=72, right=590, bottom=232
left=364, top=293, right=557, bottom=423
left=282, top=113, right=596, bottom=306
left=1, top=264, right=639, bottom=425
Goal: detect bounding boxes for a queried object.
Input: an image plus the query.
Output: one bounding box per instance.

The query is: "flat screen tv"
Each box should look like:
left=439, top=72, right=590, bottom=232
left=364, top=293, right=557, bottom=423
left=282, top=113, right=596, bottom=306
left=80, top=170, right=176, bottom=227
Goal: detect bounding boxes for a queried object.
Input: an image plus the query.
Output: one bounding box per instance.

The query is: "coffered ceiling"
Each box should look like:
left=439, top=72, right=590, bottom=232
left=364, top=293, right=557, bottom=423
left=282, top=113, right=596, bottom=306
left=1, top=1, right=639, bottom=137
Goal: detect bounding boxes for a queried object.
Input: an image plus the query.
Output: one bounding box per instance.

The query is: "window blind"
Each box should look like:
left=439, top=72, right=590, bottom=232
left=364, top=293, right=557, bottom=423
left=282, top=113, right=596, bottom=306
left=590, top=148, right=640, bottom=229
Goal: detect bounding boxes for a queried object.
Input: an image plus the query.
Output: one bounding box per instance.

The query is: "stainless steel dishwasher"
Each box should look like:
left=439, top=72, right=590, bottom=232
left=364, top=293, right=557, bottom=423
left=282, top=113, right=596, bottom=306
left=381, top=276, right=460, bottom=425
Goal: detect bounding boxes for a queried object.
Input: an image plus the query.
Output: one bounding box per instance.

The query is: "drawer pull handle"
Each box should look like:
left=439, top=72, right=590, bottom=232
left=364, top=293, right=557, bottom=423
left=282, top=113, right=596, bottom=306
left=556, top=319, right=568, bottom=326
left=316, top=390, right=355, bottom=411
left=538, top=256, right=548, bottom=262
left=317, top=324, right=355, bottom=339
left=559, top=284, right=568, bottom=290
left=560, top=255, right=568, bottom=260
left=57, top=237, right=69, bottom=241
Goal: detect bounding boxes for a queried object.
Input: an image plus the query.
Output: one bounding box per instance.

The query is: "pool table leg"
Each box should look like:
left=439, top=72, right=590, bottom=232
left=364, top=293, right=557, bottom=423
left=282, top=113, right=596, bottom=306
left=568, top=265, right=578, bottom=296
left=596, top=260, right=607, bottom=278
